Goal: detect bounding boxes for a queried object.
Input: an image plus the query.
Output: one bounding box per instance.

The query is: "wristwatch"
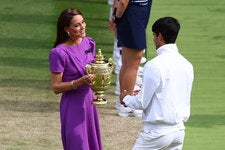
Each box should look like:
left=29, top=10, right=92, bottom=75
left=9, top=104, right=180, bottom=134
left=112, top=7, right=121, bottom=24
left=112, top=15, right=121, bottom=24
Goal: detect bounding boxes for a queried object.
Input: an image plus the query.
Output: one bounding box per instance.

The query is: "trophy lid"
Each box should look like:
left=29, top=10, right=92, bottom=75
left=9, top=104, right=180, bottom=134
left=95, top=49, right=105, bottom=64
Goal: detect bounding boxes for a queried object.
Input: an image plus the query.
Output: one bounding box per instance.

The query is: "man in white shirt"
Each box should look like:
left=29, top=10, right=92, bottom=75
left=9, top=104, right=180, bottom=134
left=120, top=17, right=194, bottom=149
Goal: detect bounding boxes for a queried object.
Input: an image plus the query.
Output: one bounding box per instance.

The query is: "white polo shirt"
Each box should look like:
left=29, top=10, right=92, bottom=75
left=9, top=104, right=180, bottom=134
left=124, top=44, right=194, bottom=132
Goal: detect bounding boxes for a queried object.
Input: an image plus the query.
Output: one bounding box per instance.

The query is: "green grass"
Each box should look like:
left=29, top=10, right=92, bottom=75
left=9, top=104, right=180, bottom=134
left=0, top=0, right=225, bottom=149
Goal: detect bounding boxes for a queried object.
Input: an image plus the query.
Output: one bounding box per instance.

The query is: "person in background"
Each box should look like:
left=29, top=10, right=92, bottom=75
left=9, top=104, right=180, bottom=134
left=49, top=8, right=102, bottom=150
left=120, top=17, right=194, bottom=149
left=107, top=0, right=123, bottom=96
left=108, top=0, right=146, bottom=117
left=109, top=0, right=153, bottom=117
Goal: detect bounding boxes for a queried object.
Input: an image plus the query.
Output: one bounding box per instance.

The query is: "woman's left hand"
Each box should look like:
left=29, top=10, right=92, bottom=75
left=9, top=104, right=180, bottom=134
left=82, top=74, right=95, bottom=85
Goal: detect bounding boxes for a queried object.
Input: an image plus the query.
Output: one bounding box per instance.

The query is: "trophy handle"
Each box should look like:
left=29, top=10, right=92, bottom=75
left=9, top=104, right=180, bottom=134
left=108, top=58, right=114, bottom=73
left=85, top=64, right=92, bottom=74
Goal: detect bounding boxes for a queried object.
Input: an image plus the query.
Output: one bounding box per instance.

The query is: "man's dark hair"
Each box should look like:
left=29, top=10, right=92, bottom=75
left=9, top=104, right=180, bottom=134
left=152, top=17, right=180, bottom=43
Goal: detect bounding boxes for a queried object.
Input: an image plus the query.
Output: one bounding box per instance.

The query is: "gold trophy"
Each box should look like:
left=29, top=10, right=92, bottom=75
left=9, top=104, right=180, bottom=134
left=86, top=49, right=114, bottom=105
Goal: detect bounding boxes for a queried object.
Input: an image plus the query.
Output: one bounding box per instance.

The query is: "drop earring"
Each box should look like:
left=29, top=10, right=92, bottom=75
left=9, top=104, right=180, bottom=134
left=67, top=32, right=70, bottom=36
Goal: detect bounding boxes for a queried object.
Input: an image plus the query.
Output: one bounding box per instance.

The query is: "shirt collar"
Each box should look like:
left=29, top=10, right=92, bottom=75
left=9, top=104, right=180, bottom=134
left=156, top=44, right=178, bottom=55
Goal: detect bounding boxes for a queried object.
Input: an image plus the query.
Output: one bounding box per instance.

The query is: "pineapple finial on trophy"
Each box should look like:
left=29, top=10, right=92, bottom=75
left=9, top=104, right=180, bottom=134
left=95, top=49, right=104, bottom=64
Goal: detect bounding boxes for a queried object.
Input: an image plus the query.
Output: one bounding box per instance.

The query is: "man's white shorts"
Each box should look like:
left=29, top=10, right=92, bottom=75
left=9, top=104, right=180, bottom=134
left=132, top=129, right=185, bottom=150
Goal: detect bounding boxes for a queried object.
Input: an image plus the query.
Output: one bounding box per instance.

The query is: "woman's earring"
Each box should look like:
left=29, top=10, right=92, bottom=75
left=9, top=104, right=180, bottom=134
left=67, top=32, right=70, bottom=36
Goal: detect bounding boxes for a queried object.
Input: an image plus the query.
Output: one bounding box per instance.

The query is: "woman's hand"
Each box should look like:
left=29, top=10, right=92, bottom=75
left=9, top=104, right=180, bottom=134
left=82, top=74, right=95, bottom=86
left=50, top=72, right=96, bottom=94
left=108, top=20, right=117, bottom=31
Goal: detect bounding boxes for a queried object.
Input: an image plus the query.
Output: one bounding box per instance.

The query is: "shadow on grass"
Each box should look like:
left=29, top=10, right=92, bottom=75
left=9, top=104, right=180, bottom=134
left=186, top=114, right=225, bottom=128
left=216, top=54, right=225, bottom=59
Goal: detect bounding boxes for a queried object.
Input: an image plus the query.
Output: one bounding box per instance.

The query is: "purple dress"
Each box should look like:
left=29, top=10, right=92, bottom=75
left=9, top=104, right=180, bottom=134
left=49, top=37, right=102, bottom=150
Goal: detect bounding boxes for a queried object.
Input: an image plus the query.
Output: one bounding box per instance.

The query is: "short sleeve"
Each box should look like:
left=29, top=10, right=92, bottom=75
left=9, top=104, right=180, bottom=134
left=87, top=37, right=96, bottom=56
left=49, top=49, right=65, bottom=73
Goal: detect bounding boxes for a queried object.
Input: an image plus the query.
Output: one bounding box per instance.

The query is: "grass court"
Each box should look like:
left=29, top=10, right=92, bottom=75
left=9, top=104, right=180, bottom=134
left=0, top=0, right=225, bottom=149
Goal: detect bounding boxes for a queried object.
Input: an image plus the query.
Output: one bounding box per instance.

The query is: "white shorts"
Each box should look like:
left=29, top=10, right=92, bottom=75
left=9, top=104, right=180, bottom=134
left=132, top=129, right=185, bottom=150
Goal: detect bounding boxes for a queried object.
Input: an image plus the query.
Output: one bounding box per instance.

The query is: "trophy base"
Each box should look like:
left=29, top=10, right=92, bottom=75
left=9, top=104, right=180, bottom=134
left=92, top=91, right=108, bottom=106
left=92, top=98, right=107, bottom=106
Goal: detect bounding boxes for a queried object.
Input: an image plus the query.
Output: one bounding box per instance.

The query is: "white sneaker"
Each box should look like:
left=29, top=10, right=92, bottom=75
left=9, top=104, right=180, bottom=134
left=118, top=105, right=133, bottom=117
left=140, top=57, right=147, bottom=64
left=118, top=105, right=142, bottom=117
left=115, top=98, right=121, bottom=110
left=133, top=109, right=143, bottom=117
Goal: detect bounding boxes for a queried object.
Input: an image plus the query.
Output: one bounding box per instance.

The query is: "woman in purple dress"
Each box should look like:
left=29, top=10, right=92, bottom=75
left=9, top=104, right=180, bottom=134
left=49, top=8, right=102, bottom=150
